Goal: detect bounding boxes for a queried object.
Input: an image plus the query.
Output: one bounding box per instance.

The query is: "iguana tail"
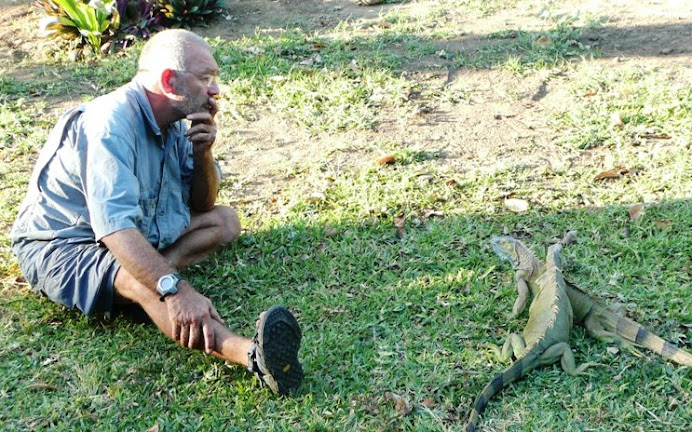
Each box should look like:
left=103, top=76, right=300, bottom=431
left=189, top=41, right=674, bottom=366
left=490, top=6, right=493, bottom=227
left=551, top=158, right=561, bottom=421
left=464, top=349, right=541, bottom=432
left=600, top=312, right=692, bottom=366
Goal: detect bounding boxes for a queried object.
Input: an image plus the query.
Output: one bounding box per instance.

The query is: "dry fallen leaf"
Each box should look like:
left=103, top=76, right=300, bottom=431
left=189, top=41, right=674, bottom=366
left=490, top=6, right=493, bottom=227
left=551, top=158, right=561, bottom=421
left=377, top=154, right=396, bottom=165
left=26, top=381, right=58, bottom=391
left=594, top=166, right=628, bottom=181
left=41, top=356, right=59, bottom=366
left=421, top=398, right=436, bottom=408
left=607, top=346, right=620, bottom=355
left=535, top=35, right=551, bottom=46
left=668, top=398, right=680, bottom=410
left=378, top=22, right=392, bottom=29
left=504, top=198, right=529, bottom=213
left=385, top=392, right=413, bottom=416
left=422, top=209, right=444, bottom=220
left=610, top=112, right=624, bottom=128
left=146, top=425, right=160, bottom=432
left=308, top=191, right=326, bottom=203
left=628, top=203, right=645, bottom=220
left=393, top=214, right=407, bottom=238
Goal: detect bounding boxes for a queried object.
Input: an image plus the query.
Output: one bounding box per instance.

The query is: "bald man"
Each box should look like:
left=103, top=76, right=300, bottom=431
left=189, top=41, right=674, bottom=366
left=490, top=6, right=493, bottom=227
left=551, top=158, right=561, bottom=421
left=11, top=29, right=303, bottom=395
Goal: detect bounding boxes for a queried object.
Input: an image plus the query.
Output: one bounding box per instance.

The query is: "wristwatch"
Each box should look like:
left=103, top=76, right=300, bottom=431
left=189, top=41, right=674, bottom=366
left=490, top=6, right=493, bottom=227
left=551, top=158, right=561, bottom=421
left=156, top=273, right=181, bottom=302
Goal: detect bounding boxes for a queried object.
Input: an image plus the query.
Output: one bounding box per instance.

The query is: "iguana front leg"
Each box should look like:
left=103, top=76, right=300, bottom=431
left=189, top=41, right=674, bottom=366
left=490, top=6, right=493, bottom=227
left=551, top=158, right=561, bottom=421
left=511, top=272, right=531, bottom=318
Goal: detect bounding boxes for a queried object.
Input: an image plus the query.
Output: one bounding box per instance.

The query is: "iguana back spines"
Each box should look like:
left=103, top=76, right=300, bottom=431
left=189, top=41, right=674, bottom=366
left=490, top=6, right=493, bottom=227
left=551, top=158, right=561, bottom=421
left=494, top=235, right=692, bottom=366
left=466, top=243, right=593, bottom=431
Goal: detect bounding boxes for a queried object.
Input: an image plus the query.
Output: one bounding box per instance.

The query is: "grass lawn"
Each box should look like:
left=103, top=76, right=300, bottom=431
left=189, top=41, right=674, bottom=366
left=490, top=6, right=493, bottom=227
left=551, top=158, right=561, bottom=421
left=1, top=1, right=690, bottom=431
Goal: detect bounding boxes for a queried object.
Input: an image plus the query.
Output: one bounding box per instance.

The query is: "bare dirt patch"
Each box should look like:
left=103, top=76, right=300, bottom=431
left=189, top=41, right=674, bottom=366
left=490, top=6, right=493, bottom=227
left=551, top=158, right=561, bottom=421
left=2, top=0, right=691, bottom=203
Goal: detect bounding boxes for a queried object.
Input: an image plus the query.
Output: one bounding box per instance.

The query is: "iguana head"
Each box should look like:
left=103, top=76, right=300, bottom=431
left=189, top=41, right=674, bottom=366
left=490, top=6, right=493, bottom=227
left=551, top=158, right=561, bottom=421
left=491, top=235, right=543, bottom=274
left=491, top=235, right=522, bottom=267
left=490, top=236, right=536, bottom=269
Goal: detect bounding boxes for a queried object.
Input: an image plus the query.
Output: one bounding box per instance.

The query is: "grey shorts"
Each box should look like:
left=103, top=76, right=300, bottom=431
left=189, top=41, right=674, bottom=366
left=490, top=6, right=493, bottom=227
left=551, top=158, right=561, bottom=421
left=12, top=238, right=121, bottom=317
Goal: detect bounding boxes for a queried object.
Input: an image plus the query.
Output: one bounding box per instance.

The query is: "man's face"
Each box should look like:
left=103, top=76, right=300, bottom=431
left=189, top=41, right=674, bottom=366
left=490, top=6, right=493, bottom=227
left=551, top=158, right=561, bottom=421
left=174, top=45, right=220, bottom=117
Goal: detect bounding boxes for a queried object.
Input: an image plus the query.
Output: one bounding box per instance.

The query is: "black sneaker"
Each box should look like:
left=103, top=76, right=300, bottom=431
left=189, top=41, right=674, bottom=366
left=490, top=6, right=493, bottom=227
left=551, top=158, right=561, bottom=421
left=247, top=305, right=304, bottom=395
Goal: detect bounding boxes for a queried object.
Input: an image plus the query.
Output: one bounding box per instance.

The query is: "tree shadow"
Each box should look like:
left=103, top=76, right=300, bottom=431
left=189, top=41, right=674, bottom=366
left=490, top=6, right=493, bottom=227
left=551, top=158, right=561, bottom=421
left=178, top=196, right=692, bottom=426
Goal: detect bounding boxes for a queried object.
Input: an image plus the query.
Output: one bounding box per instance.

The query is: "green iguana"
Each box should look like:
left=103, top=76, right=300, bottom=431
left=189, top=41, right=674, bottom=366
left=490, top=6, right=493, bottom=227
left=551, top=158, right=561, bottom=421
left=465, top=243, right=594, bottom=432
left=491, top=235, right=692, bottom=366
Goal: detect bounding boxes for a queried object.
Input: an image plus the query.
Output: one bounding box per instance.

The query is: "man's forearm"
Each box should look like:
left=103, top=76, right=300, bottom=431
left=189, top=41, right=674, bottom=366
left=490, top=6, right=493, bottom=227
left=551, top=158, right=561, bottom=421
left=101, top=228, right=177, bottom=292
left=190, top=147, right=220, bottom=211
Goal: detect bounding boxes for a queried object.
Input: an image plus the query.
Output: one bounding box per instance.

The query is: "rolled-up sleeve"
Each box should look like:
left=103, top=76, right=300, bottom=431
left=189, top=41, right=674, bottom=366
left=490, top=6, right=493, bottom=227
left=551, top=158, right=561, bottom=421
left=82, top=131, right=141, bottom=241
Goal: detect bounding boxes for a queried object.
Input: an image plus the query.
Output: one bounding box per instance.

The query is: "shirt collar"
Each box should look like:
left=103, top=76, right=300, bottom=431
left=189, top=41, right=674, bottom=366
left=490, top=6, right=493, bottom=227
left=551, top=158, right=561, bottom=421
left=128, top=79, right=181, bottom=138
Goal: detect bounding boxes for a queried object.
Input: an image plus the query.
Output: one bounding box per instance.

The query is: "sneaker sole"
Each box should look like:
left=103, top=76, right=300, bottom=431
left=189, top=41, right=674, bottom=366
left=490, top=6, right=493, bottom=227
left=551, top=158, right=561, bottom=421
left=257, top=305, right=304, bottom=395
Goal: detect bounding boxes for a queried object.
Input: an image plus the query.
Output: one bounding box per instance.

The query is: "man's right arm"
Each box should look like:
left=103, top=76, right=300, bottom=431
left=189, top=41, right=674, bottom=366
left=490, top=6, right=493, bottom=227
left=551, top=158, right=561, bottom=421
left=101, top=228, right=222, bottom=354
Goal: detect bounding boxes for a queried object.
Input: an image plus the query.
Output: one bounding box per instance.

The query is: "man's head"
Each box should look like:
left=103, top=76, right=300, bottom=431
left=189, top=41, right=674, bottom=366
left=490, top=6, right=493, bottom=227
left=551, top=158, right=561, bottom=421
left=137, top=29, right=220, bottom=120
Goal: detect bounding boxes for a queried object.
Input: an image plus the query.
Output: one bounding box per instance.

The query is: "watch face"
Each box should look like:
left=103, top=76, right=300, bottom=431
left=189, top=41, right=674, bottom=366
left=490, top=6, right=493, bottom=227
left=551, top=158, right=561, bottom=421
left=158, top=274, right=179, bottom=295
left=161, top=276, right=175, bottom=290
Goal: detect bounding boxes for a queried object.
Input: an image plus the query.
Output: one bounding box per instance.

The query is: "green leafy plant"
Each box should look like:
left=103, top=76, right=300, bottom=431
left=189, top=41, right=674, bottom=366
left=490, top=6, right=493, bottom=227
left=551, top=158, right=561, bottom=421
left=154, top=0, right=225, bottom=29
left=37, top=0, right=121, bottom=55
left=115, top=0, right=165, bottom=47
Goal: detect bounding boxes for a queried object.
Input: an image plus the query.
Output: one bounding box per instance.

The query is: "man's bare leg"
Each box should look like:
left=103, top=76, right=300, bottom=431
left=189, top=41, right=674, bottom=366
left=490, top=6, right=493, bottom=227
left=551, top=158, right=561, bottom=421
left=113, top=205, right=251, bottom=365
left=162, top=205, right=241, bottom=270
left=115, top=269, right=252, bottom=365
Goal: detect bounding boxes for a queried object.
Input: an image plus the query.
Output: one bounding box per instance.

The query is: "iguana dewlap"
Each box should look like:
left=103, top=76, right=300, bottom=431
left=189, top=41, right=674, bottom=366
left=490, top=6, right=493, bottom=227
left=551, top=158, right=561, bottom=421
left=465, top=243, right=594, bottom=432
left=491, top=235, right=692, bottom=366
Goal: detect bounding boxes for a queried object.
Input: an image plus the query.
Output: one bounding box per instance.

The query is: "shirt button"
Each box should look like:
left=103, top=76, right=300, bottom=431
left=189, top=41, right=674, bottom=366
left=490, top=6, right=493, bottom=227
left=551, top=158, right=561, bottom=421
left=158, top=211, right=165, bottom=216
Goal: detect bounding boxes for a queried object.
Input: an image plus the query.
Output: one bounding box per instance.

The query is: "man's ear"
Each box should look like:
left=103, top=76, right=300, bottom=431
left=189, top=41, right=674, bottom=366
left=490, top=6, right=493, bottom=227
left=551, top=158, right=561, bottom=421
left=160, top=69, right=177, bottom=94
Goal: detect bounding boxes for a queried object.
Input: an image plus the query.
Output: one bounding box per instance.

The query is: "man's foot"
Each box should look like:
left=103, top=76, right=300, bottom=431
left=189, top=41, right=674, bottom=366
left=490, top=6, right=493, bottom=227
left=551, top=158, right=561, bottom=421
left=247, top=305, right=304, bottom=395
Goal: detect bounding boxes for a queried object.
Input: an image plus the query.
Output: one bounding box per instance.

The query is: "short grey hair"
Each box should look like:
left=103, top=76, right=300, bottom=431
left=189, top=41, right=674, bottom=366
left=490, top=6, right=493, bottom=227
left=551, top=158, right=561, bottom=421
left=137, top=29, right=210, bottom=74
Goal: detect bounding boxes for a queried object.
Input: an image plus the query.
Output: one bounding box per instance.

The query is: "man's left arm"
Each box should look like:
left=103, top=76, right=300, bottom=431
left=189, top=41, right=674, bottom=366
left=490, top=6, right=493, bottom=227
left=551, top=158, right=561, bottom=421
left=186, top=97, right=220, bottom=212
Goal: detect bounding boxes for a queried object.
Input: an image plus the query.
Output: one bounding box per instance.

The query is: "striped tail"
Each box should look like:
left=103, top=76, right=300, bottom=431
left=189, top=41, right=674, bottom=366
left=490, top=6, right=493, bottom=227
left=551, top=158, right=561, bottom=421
left=602, top=313, right=692, bottom=366
left=464, top=349, right=541, bottom=432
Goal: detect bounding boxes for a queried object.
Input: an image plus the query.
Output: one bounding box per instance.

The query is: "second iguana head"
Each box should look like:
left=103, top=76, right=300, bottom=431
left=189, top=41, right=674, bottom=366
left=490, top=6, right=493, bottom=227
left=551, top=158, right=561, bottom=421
left=491, top=235, right=542, bottom=273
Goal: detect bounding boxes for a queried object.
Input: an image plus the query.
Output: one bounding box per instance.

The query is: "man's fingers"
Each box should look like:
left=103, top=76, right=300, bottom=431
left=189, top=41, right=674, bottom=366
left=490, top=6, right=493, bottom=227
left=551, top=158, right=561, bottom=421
left=203, top=323, right=215, bottom=354
left=186, top=121, right=214, bottom=133
left=172, top=323, right=181, bottom=342
left=188, top=133, right=216, bottom=146
left=186, top=112, right=214, bottom=124
left=209, top=305, right=224, bottom=324
left=179, top=325, right=190, bottom=348
left=188, top=324, right=200, bottom=349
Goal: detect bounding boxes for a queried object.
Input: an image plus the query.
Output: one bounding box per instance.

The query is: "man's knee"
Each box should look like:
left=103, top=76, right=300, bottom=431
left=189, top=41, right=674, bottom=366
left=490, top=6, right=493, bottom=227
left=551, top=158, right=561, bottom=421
left=212, top=205, right=241, bottom=245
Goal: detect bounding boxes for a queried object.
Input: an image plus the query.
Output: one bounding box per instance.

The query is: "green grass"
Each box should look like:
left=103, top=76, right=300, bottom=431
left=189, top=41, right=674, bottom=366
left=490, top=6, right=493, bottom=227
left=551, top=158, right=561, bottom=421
left=1, top=1, right=691, bottom=431
left=555, top=64, right=692, bottom=149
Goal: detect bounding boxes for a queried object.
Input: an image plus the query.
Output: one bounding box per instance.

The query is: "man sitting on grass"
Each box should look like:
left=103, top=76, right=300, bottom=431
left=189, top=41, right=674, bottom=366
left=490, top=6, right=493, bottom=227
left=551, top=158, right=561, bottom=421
left=10, top=29, right=303, bottom=395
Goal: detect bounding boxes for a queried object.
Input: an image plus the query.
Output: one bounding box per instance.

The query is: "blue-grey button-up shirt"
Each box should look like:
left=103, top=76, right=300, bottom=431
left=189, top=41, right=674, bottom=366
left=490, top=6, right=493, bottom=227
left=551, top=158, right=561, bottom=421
left=11, top=80, right=194, bottom=250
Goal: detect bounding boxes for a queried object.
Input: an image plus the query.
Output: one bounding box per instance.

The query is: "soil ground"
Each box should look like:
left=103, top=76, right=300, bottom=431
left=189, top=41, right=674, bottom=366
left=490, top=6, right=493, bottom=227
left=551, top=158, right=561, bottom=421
left=1, top=0, right=691, bottom=204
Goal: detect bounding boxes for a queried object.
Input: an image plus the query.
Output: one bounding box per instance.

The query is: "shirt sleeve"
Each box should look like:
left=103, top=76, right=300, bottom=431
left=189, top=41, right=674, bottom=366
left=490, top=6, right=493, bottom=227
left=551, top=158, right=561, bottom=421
left=81, top=129, right=142, bottom=241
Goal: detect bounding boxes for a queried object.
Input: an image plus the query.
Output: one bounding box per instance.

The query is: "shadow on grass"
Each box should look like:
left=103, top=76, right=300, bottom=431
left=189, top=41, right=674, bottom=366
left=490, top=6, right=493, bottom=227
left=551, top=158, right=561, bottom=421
left=6, top=198, right=687, bottom=429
